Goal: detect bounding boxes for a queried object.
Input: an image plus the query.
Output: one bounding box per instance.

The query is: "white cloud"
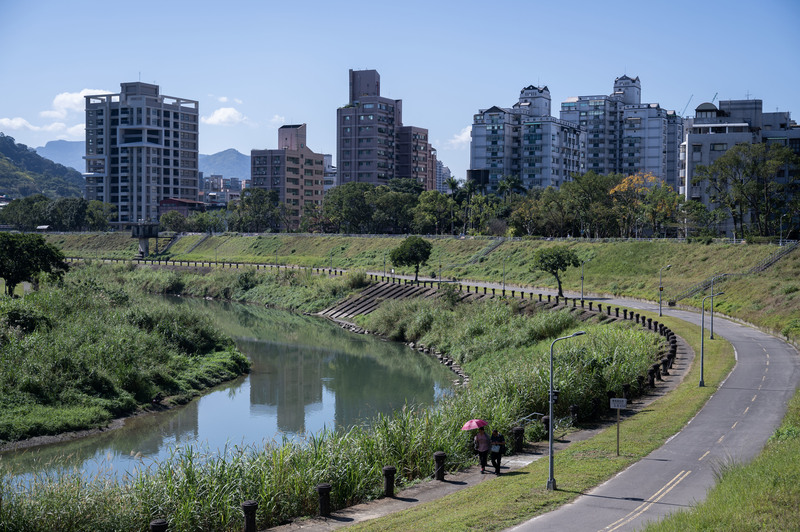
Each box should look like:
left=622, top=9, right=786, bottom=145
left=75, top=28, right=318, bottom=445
left=201, top=107, right=247, bottom=126
left=65, top=123, right=86, bottom=138
left=234, top=98, right=243, bottom=104
left=269, top=114, right=285, bottom=127
left=0, top=117, right=66, bottom=133
left=218, top=96, right=229, bottom=103
left=40, top=89, right=111, bottom=119
left=446, top=126, right=472, bottom=149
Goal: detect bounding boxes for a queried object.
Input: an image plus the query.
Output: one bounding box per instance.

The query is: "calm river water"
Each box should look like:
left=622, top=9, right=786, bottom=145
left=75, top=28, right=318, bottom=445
left=0, top=298, right=455, bottom=479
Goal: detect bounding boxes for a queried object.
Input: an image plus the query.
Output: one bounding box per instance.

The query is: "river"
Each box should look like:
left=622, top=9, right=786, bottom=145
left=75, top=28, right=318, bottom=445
left=0, top=298, right=456, bottom=480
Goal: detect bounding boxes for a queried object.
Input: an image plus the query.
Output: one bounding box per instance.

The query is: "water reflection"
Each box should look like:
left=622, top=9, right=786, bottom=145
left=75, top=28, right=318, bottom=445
left=0, top=300, right=455, bottom=479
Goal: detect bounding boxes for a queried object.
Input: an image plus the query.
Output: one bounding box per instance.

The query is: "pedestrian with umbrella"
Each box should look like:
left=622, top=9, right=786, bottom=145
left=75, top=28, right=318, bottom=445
left=462, top=419, right=490, bottom=474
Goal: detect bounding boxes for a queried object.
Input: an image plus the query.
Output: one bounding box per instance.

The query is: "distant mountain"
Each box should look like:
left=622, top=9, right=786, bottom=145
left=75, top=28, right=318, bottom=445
left=36, top=140, right=85, bottom=172
left=0, top=133, right=84, bottom=198
left=199, top=148, right=250, bottom=180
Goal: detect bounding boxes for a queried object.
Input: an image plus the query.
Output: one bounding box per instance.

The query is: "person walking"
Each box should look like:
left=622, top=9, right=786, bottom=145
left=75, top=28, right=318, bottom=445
left=473, top=426, right=490, bottom=473
left=490, top=429, right=506, bottom=475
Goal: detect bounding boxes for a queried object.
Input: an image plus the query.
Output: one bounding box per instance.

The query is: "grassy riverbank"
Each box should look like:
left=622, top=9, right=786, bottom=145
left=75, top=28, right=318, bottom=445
left=350, top=313, right=735, bottom=531
left=0, top=274, right=249, bottom=444
left=0, top=281, right=664, bottom=531
left=47, top=233, right=800, bottom=345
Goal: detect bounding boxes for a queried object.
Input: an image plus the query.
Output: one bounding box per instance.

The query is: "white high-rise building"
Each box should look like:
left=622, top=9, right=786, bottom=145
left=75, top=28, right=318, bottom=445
left=469, top=85, right=584, bottom=192
left=560, top=76, right=683, bottom=189
left=84, top=82, right=199, bottom=223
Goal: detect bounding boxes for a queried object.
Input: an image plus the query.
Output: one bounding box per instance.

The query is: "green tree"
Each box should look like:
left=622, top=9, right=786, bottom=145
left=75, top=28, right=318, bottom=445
left=0, top=194, right=50, bottom=230
left=322, top=182, right=376, bottom=233
left=46, top=197, right=88, bottom=231
left=412, top=191, right=454, bottom=234
left=229, top=188, right=281, bottom=233
left=390, top=235, right=432, bottom=283
left=369, top=186, right=417, bottom=234
left=85, top=200, right=115, bottom=231
left=0, top=233, right=68, bottom=295
left=160, top=210, right=188, bottom=232
left=694, top=142, right=798, bottom=237
left=531, top=245, right=580, bottom=297
left=561, top=171, right=622, bottom=238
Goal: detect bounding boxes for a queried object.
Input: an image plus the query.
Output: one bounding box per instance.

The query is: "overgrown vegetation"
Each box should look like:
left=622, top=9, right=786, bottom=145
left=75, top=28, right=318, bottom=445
left=0, top=274, right=249, bottom=443
left=0, top=286, right=665, bottom=530
left=47, top=234, right=800, bottom=345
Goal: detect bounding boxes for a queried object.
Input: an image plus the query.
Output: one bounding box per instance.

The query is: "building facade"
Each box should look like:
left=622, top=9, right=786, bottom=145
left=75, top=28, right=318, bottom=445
left=469, top=85, right=584, bottom=193
left=560, top=76, right=683, bottom=189
left=680, top=99, right=800, bottom=234
left=84, top=82, right=199, bottom=224
left=436, top=160, right=452, bottom=194
left=336, top=69, right=434, bottom=188
left=251, top=124, right=325, bottom=230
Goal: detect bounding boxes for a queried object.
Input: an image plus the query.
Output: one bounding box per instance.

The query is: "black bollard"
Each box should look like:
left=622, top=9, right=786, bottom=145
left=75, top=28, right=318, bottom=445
left=150, top=519, right=168, bottom=532
left=622, top=383, right=631, bottom=399
left=637, top=374, right=645, bottom=391
left=615, top=307, right=619, bottom=317
left=434, top=451, right=447, bottom=481
left=382, top=466, right=397, bottom=497
left=598, top=303, right=602, bottom=313
left=542, top=415, right=550, bottom=437
left=315, top=483, right=332, bottom=517
left=647, top=368, right=656, bottom=387
left=548, top=294, right=552, bottom=303
left=661, top=357, right=670, bottom=376
left=589, top=301, right=593, bottom=311
left=647, top=318, right=653, bottom=330
left=242, top=500, right=258, bottom=532
left=653, top=363, right=662, bottom=381
left=511, top=426, right=525, bottom=452
left=623, top=309, right=628, bottom=319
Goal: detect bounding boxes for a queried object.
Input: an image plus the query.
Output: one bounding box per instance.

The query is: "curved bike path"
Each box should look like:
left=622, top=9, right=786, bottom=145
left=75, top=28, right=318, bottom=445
left=510, top=297, right=800, bottom=532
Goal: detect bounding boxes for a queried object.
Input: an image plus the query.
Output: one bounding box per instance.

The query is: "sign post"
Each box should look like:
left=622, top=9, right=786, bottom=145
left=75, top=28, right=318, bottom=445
left=610, top=397, right=627, bottom=456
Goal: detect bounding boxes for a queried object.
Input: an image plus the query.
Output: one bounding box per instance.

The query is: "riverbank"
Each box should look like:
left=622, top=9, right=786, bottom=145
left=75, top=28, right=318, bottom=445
left=0, top=272, right=250, bottom=446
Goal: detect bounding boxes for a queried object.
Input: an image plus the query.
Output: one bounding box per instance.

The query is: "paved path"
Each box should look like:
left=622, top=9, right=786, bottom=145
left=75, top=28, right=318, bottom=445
left=511, top=296, right=800, bottom=532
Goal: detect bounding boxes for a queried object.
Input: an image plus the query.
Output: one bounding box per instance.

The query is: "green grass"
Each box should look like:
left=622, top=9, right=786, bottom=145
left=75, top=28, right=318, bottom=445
left=0, top=275, right=249, bottom=443
left=350, top=313, right=735, bottom=531
left=643, top=389, right=800, bottom=532
left=0, top=285, right=670, bottom=531
left=47, top=234, right=800, bottom=346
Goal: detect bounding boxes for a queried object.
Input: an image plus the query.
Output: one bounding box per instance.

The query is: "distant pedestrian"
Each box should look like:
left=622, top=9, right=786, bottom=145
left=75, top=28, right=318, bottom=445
left=490, top=429, right=506, bottom=475
left=473, top=426, right=490, bottom=473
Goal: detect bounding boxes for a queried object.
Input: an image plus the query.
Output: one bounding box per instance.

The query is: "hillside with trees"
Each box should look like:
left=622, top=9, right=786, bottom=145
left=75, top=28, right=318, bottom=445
left=0, top=133, right=84, bottom=198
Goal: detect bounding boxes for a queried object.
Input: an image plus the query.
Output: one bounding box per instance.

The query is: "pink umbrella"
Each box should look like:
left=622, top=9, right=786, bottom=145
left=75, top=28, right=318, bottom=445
left=461, top=419, right=488, bottom=431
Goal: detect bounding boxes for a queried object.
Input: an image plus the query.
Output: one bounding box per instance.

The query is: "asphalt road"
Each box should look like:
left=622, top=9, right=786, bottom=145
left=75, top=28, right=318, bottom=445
left=510, top=297, right=800, bottom=532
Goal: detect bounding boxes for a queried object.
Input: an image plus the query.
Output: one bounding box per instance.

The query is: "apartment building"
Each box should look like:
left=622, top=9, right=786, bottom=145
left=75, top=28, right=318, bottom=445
left=251, top=124, right=325, bottom=230
left=84, top=82, right=199, bottom=224
left=560, top=76, right=683, bottom=189
left=336, top=69, right=435, bottom=188
left=681, top=99, right=799, bottom=234
left=469, top=85, right=584, bottom=192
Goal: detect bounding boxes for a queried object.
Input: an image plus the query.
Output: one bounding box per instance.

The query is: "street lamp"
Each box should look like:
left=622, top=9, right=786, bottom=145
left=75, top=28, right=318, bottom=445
left=700, top=292, right=724, bottom=387
left=659, top=264, right=672, bottom=317
left=502, top=257, right=506, bottom=294
left=580, top=259, right=590, bottom=302
left=780, top=213, right=789, bottom=247
left=547, top=330, right=586, bottom=490
left=710, top=274, right=725, bottom=339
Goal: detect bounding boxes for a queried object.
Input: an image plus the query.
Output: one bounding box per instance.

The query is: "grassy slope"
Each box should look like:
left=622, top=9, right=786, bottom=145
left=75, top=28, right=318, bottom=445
left=45, top=234, right=799, bottom=529
left=49, top=234, right=800, bottom=345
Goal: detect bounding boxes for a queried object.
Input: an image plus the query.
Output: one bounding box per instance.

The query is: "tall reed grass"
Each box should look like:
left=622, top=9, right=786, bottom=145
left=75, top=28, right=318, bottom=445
left=0, top=278, right=663, bottom=531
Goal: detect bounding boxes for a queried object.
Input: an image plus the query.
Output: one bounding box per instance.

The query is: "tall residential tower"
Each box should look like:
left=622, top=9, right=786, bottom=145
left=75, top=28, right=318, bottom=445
left=84, top=82, right=199, bottom=223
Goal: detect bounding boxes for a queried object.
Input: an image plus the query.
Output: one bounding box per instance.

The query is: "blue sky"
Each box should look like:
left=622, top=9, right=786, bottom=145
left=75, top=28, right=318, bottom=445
left=1, top=0, right=798, bottom=181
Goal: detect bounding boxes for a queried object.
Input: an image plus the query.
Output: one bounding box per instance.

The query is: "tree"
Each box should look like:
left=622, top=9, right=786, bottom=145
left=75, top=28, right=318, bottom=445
left=229, top=188, right=281, bottom=233
left=390, top=236, right=432, bottom=283
left=160, top=210, right=188, bottom=232
left=322, top=182, right=376, bottom=233
left=694, top=143, right=798, bottom=237
left=412, top=191, right=453, bottom=235
left=531, top=245, right=580, bottom=297
left=0, top=233, right=68, bottom=295
left=85, top=200, right=116, bottom=231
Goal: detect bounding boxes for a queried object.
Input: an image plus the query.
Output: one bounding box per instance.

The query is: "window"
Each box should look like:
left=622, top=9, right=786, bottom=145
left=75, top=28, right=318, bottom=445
left=711, top=143, right=728, bottom=151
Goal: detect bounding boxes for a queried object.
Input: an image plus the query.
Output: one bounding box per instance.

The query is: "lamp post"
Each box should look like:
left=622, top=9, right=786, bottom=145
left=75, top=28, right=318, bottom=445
left=383, top=252, right=386, bottom=277
left=700, top=292, right=724, bottom=387
left=710, top=274, right=724, bottom=339
left=658, top=264, right=672, bottom=317
left=780, top=213, right=789, bottom=247
left=547, top=331, right=586, bottom=490
left=580, top=259, right=590, bottom=302
left=502, top=257, right=506, bottom=294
